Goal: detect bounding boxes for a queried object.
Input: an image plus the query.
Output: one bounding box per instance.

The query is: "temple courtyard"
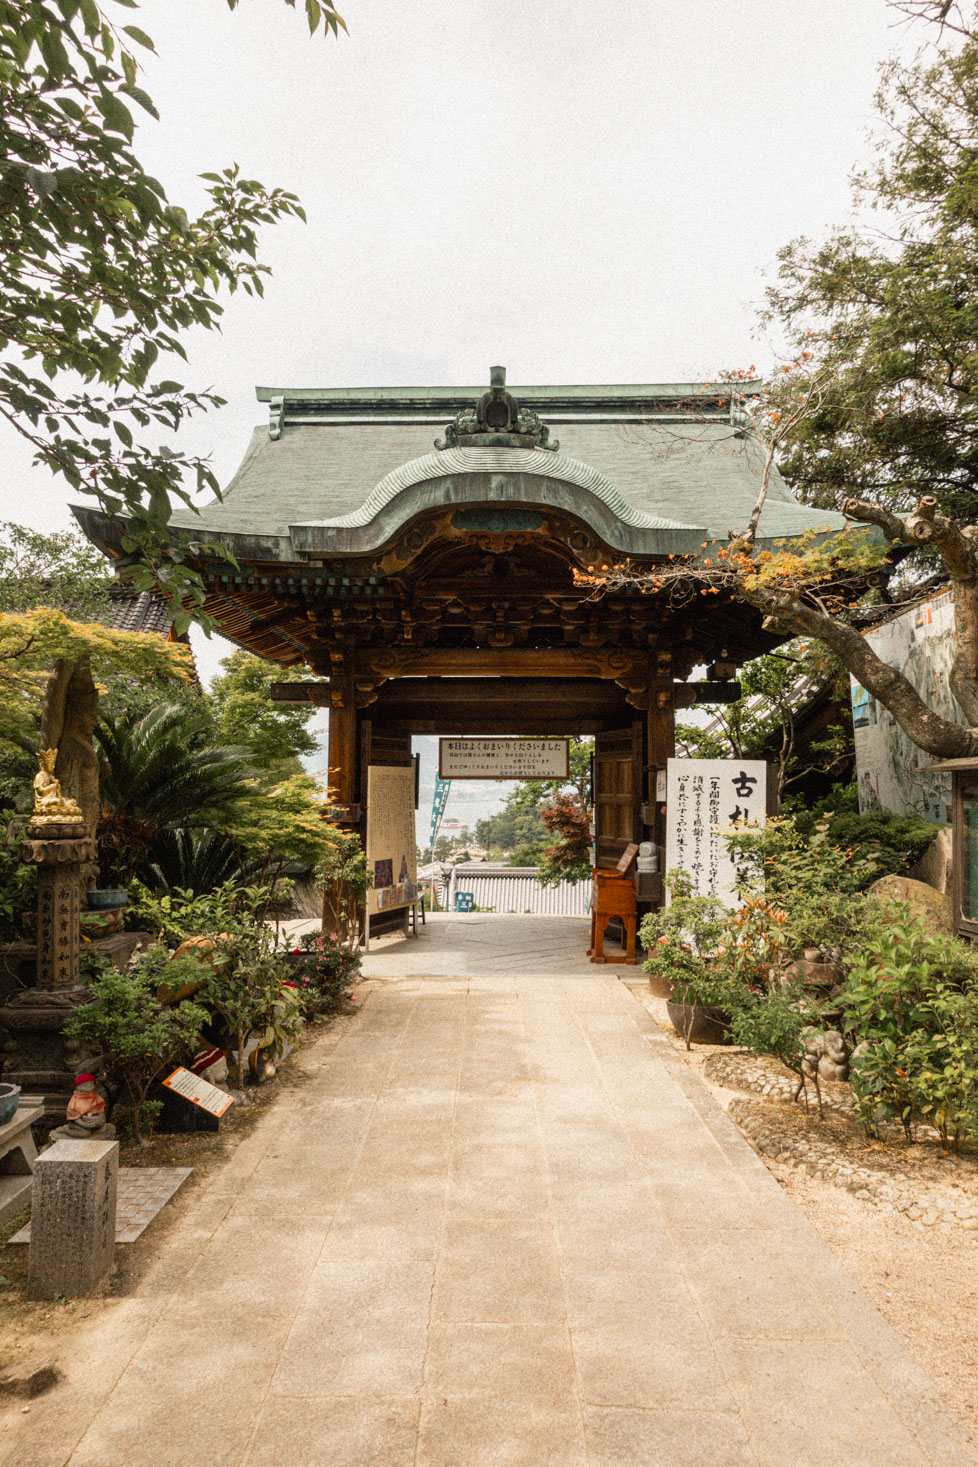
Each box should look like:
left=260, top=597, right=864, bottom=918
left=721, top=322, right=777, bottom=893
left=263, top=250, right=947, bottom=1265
left=0, top=920, right=974, bottom=1466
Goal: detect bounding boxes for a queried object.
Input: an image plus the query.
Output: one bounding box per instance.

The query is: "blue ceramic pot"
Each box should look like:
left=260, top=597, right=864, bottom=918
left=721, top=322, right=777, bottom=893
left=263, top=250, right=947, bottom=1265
left=86, top=889, right=129, bottom=911
left=0, top=1083, right=21, bottom=1126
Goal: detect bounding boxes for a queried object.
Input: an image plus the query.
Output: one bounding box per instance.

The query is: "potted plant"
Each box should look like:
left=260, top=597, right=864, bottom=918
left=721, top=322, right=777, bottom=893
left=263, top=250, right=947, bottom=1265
left=640, top=870, right=738, bottom=1047
left=659, top=946, right=744, bottom=1048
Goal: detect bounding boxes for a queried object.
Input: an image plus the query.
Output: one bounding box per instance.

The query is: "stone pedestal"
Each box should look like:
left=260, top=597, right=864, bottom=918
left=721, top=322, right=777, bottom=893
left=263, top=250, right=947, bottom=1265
left=0, top=988, right=93, bottom=1123
left=27, top=1138, right=118, bottom=1299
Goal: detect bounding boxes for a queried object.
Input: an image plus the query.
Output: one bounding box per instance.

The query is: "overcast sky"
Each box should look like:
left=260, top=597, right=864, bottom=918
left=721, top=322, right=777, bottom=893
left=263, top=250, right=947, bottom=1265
left=1, top=0, right=918, bottom=822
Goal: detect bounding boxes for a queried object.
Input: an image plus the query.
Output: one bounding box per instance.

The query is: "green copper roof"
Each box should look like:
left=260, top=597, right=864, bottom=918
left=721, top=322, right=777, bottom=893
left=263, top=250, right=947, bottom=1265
left=162, top=380, right=846, bottom=559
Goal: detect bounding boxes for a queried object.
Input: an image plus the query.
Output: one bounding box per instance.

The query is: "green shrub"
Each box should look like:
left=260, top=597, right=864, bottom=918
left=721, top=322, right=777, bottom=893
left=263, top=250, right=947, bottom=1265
left=127, top=878, right=281, bottom=944
left=639, top=869, right=727, bottom=958
left=642, top=872, right=764, bottom=1049
left=841, top=919, right=978, bottom=1147
left=318, top=833, right=370, bottom=948
left=199, top=932, right=303, bottom=1086
left=724, top=815, right=883, bottom=954
left=728, top=988, right=829, bottom=1115
left=797, top=805, right=938, bottom=885
left=65, top=948, right=210, bottom=1145
left=288, top=930, right=359, bottom=1016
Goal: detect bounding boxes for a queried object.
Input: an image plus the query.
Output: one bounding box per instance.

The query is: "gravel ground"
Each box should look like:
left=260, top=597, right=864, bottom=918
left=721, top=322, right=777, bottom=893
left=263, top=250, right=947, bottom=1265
left=777, top=1165, right=978, bottom=1435
left=624, top=978, right=978, bottom=1435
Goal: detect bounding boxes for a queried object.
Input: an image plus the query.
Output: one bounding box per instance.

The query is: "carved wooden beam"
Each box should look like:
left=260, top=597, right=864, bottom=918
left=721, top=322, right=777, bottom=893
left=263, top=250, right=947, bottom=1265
left=270, top=681, right=331, bottom=705
left=355, top=647, right=654, bottom=681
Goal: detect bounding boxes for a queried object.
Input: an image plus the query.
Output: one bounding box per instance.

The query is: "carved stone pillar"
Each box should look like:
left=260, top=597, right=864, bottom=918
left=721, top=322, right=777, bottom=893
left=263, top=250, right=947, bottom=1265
left=22, top=826, right=96, bottom=990
left=0, top=823, right=98, bottom=1121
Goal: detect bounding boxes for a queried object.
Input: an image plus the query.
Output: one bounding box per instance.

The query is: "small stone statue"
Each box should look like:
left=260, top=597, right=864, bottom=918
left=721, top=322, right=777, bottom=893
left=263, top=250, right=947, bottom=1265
left=32, top=749, right=84, bottom=826
left=49, top=1073, right=115, bottom=1141
left=801, top=1028, right=849, bottom=1084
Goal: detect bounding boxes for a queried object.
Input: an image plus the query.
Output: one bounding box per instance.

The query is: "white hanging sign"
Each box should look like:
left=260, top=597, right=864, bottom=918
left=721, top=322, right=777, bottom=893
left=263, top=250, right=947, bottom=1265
left=438, top=738, right=569, bottom=780
left=665, top=758, right=767, bottom=907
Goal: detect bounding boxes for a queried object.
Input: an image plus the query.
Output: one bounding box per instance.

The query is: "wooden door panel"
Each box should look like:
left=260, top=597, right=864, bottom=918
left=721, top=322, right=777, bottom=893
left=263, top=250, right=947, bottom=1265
left=593, top=724, right=643, bottom=869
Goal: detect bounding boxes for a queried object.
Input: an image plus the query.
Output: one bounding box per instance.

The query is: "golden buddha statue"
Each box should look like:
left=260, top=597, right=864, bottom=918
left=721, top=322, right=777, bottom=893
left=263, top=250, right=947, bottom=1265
left=32, top=748, right=84, bottom=825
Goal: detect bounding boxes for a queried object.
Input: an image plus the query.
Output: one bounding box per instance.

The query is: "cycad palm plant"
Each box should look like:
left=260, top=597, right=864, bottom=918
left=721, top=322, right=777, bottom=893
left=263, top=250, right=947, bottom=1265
left=96, top=703, right=254, bottom=885
left=144, top=827, right=252, bottom=893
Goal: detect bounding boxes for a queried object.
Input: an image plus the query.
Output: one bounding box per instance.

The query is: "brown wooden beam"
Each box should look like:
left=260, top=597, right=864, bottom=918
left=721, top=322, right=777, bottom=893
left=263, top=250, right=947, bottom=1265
left=357, top=647, right=651, bottom=681
left=270, top=680, right=331, bottom=704
left=379, top=717, right=621, bottom=735
left=371, top=676, right=630, bottom=710
left=368, top=678, right=633, bottom=734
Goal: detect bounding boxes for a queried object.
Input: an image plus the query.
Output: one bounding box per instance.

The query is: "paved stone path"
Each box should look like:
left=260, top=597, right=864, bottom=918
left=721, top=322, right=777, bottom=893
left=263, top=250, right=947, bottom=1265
left=2, top=964, right=974, bottom=1466
left=361, top=913, right=616, bottom=980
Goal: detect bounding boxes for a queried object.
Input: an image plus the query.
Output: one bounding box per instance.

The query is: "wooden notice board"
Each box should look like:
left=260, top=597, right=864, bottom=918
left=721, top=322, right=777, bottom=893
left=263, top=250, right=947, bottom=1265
left=366, top=764, right=418, bottom=917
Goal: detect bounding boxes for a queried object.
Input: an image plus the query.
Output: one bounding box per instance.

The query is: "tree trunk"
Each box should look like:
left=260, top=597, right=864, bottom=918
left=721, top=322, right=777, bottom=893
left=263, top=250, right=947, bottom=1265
left=750, top=589, right=978, bottom=759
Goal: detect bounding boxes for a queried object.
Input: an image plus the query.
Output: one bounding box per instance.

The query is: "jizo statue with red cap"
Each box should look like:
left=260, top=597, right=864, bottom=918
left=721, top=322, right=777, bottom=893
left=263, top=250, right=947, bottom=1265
left=49, top=1073, right=115, bottom=1142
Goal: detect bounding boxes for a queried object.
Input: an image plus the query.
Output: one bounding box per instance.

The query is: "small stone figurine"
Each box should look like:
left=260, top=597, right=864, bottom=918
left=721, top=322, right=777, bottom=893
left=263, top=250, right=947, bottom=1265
left=49, top=1074, right=115, bottom=1141
left=31, top=749, right=84, bottom=826
left=801, top=1028, right=850, bottom=1085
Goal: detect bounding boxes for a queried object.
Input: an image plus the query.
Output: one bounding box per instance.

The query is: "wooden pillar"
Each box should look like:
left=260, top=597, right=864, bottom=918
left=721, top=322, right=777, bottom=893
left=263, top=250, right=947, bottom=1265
left=648, top=652, right=675, bottom=853
left=327, top=673, right=358, bottom=806
left=324, top=674, right=361, bottom=941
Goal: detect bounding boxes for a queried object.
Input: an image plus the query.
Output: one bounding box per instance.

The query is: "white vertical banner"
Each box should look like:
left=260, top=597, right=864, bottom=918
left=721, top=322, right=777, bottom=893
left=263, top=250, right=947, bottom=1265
left=665, top=758, right=767, bottom=908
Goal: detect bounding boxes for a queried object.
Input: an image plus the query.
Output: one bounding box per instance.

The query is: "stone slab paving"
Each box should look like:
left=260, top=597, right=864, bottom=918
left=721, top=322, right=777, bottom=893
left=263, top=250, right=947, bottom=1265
left=0, top=958, right=974, bottom=1466
left=360, top=912, right=632, bottom=979
left=9, top=1167, right=192, bottom=1245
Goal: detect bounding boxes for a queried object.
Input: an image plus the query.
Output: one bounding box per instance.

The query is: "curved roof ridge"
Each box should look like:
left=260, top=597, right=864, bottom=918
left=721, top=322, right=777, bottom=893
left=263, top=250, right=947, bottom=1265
left=293, top=446, right=699, bottom=532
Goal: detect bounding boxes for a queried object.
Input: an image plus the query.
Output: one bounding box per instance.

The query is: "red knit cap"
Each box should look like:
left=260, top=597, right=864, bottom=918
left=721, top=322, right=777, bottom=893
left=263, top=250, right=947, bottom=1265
left=74, top=1073, right=97, bottom=1085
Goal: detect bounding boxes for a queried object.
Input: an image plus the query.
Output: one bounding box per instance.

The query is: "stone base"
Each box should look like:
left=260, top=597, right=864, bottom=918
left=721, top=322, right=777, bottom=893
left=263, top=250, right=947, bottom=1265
left=0, top=933, right=153, bottom=1121
left=0, top=930, right=151, bottom=1000
left=49, top=1121, right=116, bottom=1143
left=27, top=1138, right=118, bottom=1299
left=23, top=821, right=91, bottom=843
left=0, top=989, right=93, bottom=1123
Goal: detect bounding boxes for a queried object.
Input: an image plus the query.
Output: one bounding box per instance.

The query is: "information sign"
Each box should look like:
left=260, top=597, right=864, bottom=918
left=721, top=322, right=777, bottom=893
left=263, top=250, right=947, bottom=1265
left=367, top=764, right=418, bottom=915
left=439, top=738, right=569, bottom=781
left=665, top=758, right=767, bottom=908
left=162, top=1066, right=235, bottom=1117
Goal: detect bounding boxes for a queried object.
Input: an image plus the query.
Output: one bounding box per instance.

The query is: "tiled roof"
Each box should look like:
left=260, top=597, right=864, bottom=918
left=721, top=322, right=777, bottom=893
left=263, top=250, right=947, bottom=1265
left=107, top=587, right=173, bottom=637
left=165, top=383, right=846, bottom=558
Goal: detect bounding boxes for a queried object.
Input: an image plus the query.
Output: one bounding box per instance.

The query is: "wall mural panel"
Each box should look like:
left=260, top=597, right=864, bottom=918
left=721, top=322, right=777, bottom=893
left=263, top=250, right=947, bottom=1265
left=851, top=591, right=959, bottom=822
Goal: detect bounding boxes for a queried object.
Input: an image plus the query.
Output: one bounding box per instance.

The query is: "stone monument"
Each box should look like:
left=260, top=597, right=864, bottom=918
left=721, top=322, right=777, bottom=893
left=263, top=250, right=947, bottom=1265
left=27, top=1137, right=118, bottom=1299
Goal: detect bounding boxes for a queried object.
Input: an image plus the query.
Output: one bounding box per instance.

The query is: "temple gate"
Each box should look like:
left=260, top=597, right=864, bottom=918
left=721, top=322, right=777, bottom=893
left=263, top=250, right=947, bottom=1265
left=75, top=369, right=845, bottom=933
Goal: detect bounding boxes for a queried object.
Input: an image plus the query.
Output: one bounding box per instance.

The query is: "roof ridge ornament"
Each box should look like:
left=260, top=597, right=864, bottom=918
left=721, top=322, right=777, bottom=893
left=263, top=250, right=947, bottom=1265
left=435, top=366, right=559, bottom=452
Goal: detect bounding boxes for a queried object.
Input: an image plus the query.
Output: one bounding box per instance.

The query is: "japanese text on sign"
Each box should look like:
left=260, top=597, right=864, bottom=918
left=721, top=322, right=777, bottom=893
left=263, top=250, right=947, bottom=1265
left=163, top=1066, right=235, bottom=1117
left=438, top=739, right=569, bottom=781
left=367, top=764, right=418, bottom=915
left=665, top=758, right=767, bottom=908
